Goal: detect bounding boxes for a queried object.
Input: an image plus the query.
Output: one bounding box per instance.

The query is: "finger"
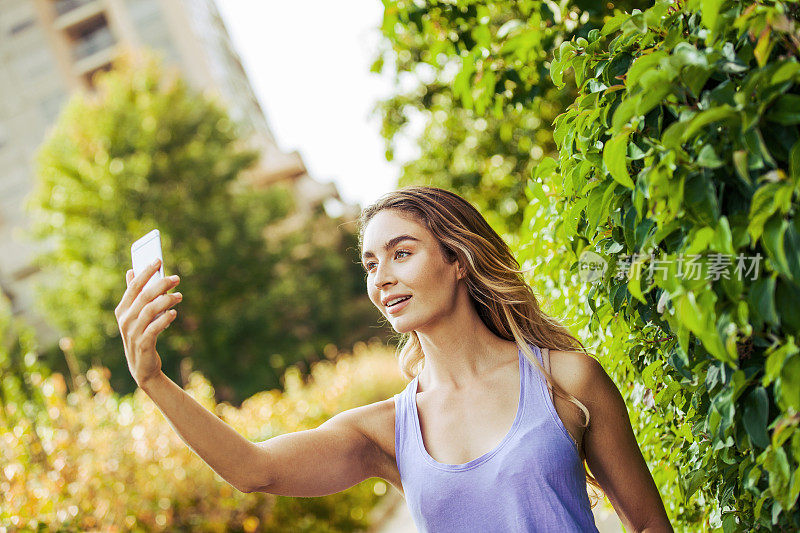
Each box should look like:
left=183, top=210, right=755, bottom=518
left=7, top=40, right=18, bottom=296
left=142, top=309, right=177, bottom=343
left=133, top=259, right=162, bottom=289
left=126, top=269, right=133, bottom=286
left=122, top=259, right=163, bottom=310
left=132, top=292, right=181, bottom=339
left=131, top=273, right=179, bottom=323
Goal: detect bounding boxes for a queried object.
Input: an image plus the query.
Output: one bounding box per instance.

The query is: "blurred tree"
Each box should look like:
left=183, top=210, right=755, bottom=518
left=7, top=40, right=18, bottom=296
left=0, top=288, right=50, bottom=469
left=25, top=51, right=389, bottom=405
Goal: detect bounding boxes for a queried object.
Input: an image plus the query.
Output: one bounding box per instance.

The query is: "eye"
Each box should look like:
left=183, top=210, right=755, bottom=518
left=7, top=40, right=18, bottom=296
left=364, top=250, right=411, bottom=273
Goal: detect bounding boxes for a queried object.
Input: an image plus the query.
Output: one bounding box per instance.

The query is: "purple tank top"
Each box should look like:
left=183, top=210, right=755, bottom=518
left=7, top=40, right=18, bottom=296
left=393, top=344, right=599, bottom=532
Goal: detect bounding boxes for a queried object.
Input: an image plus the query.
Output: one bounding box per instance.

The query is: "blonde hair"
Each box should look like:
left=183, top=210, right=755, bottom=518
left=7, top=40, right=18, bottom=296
left=357, top=185, right=603, bottom=503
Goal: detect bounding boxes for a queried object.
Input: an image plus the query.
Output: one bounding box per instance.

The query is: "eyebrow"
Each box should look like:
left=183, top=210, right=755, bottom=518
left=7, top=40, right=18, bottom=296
left=361, top=235, right=421, bottom=261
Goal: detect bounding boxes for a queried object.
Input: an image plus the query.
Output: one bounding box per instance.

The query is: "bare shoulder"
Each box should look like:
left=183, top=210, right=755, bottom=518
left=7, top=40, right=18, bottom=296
left=347, top=397, right=396, bottom=454
left=326, top=396, right=398, bottom=483
left=548, top=349, right=619, bottom=409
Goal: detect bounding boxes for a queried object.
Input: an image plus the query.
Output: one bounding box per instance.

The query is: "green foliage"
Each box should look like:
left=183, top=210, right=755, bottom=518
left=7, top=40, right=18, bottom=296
left=24, top=52, right=386, bottom=404
left=373, top=0, right=649, bottom=233
left=547, top=0, right=800, bottom=529
left=1, top=340, right=407, bottom=530
left=0, top=289, right=51, bottom=472
left=376, top=0, right=800, bottom=530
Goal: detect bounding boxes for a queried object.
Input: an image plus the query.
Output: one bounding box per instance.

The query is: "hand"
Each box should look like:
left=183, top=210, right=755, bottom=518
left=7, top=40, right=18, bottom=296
left=115, top=258, right=183, bottom=387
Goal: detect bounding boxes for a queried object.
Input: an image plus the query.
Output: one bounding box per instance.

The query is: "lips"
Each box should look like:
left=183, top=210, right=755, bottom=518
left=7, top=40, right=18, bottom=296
left=385, top=295, right=412, bottom=315
left=382, top=294, right=412, bottom=307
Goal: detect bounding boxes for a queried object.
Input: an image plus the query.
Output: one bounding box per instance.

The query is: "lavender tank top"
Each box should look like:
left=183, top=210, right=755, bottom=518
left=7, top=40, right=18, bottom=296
left=393, top=344, right=599, bottom=532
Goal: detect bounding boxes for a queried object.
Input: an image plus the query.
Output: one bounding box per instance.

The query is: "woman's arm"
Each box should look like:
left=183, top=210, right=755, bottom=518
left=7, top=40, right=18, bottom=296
left=577, top=356, right=673, bottom=532
left=139, top=371, right=383, bottom=495
left=139, top=371, right=264, bottom=493
left=117, top=262, right=382, bottom=496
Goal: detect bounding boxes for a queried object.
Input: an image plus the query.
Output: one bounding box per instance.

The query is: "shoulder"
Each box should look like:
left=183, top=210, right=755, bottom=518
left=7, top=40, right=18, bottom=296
left=547, top=350, right=618, bottom=410
left=325, top=396, right=398, bottom=468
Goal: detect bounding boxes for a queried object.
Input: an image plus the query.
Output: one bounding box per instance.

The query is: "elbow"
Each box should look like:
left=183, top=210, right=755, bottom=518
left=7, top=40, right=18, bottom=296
left=234, top=480, right=255, bottom=494
left=242, top=480, right=272, bottom=494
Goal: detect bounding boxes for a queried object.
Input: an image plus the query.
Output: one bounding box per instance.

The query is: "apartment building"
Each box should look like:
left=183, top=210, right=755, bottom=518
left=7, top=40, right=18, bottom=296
left=0, top=0, right=354, bottom=346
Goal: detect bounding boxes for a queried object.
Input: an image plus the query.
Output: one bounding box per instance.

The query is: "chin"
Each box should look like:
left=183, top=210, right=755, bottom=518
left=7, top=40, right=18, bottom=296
left=387, top=315, right=417, bottom=335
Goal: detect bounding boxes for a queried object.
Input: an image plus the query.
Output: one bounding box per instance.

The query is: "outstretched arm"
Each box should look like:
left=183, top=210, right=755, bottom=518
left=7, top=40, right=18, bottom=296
left=139, top=372, right=265, bottom=493
left=117, top=262, right=382, bottom=496
left=139, top=374, right=382, bottom=496
left=249, top=403, right=384, bottom=496
left=580, top=357, right=673, bottom=532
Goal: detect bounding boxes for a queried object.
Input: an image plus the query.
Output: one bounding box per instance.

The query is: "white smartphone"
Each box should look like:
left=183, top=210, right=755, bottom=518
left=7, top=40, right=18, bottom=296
left=131, top=229, right=166, bottom=316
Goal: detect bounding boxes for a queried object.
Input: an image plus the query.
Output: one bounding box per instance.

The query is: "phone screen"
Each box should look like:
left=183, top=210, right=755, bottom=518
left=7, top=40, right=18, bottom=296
left=131, top=229, right=164, bottom=297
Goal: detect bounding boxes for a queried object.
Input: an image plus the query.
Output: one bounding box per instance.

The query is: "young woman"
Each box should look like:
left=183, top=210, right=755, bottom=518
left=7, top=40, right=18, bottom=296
left=116, top=186, right=672, bottom=532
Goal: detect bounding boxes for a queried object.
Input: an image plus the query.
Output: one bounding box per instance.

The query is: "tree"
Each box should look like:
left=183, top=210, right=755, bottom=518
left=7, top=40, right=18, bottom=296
left=25, top=51, right=389, bottom=404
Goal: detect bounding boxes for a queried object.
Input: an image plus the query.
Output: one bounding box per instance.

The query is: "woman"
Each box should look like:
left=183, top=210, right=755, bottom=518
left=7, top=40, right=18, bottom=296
left=116, top=186, right=672, bottom=532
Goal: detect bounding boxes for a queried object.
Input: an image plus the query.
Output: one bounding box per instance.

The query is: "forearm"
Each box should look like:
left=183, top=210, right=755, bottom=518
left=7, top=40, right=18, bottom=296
left=139, top=371, right=261, bottom=493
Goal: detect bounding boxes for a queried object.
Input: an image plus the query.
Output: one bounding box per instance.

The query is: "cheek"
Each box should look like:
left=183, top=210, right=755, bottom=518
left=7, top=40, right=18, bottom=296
left=366, top=282, right=380, bottom=307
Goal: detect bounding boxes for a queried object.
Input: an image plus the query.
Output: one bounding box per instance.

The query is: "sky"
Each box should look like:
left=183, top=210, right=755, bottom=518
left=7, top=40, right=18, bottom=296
left=215, top=1, right=419, bottom=209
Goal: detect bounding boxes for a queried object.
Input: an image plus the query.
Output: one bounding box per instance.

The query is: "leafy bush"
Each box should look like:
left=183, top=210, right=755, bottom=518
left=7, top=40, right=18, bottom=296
left=0, top=339, right=406, bottom=531
left=544, top=0, right=800, bottom=529
left=375, top=0, right=800, bottom=530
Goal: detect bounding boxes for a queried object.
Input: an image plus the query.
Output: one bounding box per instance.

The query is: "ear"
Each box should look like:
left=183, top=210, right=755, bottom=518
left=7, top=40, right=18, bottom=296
left=456, top=260, right=467, bottom=280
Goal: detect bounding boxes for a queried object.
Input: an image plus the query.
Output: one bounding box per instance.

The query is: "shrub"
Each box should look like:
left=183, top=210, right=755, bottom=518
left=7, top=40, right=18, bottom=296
left=0, top=341, right=406, bottom=531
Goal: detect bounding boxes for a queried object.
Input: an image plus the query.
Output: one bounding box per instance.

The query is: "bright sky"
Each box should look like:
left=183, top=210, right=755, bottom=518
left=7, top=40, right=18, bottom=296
left=215, top=1, right=418, bottom=209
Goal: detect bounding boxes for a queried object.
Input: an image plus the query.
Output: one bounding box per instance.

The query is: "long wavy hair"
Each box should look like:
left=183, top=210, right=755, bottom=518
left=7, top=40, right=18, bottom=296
left=357, top=185, right=603, bottom=503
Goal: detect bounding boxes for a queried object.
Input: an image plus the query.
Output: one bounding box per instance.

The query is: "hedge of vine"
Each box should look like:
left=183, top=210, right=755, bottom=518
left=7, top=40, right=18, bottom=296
left=545, top=0, right=800, bottom=529
left=376, top=0, right=799, bottom=530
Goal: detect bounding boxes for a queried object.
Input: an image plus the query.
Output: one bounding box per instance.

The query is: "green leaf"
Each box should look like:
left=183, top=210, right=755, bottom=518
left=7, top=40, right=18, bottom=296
left=627, top=51, right=669, bottom=88
left=789, top=140, right=800, bottom=182
left=743, top=387, right=769, bottom=448
left=604, top=129, right=635, bottom=189
left=682, top=105, right=738, bottom=141
left=764, top=338, right=799, bottom=386
left=550, top=42, right=576, bottom=89
left=677, top=292, right=705, bottom=333
left=749, top=276, right=779, bottom=328
left=636, top=82, right=672, bottom=116
left=565, top=196, right=590, bottom=236
left=765, top=94, right=800, bottom=125
left=682, top=468, right=706, bottom=503
left=601, top=12, right=629, bottom=36
left=733, top=150, right=751, bottom=184
left=697, top=144, right=724, bottom=168
left=525, top=178, right=547, bottom=204
left=766, top=447, right=791, bottom=504
left=779, top=354, right=800, bottom=410
left=662, top=120, right=689, bottom=149
left=701, top=0, right=725, bottom=37
left=611, top=94, right=642, bottom=133
left=748, top=183, right=785, bottom=242
left=762, top=215, right=791, bottom=278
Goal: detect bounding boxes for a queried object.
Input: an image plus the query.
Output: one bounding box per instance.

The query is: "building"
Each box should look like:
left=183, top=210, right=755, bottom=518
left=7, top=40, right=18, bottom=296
left=0, top=0, right=355, bottom=346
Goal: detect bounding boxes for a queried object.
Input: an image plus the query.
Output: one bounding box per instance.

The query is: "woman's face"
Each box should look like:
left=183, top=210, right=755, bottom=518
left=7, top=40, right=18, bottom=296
left=361, top=209, right=464, bottom=334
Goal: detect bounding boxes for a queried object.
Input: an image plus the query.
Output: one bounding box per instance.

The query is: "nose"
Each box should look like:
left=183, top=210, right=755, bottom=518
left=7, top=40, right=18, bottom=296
left=372, top=261, right=395, bottom=290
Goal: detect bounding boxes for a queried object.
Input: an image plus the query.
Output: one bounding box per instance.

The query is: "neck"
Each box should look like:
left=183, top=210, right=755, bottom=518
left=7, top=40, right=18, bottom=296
left=414, top=286, right=518, bottom=392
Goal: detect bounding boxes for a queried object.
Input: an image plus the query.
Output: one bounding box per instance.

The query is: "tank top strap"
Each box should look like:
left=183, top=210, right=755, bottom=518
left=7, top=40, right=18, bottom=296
left=540, top=346, right=554, bottom=402
left=393, top=376, right=420, bottom=464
